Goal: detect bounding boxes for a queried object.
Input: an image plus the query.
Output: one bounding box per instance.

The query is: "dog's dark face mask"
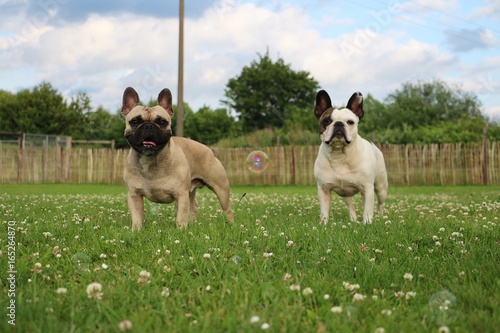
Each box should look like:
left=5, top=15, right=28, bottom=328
left=121, top=87, right=175, bottom=156
left=125, top=113, right=172, bottom=156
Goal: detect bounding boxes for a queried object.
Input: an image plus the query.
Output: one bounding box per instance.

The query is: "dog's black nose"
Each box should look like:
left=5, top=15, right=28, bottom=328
left=334, top=121, right=344, bottom=127
left=143, top=123, right=155, bottom=131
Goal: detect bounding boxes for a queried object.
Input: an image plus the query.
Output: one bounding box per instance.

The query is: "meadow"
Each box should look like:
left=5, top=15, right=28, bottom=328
left=1, top=184, right=498, bottom=332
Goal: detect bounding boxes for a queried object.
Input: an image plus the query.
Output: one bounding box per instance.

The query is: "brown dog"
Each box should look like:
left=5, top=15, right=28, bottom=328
left=121, top=87, right=234, bottom=230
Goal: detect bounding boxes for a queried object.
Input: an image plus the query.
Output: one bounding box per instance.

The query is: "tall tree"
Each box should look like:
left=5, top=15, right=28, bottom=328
left=223, top=52, right=319, bottom=132
left=15, top=82, right=81, bottom=135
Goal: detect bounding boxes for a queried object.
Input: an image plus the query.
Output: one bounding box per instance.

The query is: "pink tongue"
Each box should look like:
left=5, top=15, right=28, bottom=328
left=143, top=141, right=157, bottom=147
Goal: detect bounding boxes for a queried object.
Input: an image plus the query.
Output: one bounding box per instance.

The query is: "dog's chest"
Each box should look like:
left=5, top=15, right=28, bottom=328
left=314, top=155, right=363, bottom=197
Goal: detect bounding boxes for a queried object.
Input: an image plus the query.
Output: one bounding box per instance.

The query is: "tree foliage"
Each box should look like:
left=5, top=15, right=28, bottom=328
left=223, top=52, right=319, bottom=133
left=184, top=106, right=237, bottom=145
left=1, top=77, right=499, bottom=147
left=359, top=80, right=491, bottom=144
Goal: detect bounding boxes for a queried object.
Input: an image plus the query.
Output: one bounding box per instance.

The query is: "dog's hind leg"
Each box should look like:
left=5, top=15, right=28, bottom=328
left=189, top=188, right=198, bottom=220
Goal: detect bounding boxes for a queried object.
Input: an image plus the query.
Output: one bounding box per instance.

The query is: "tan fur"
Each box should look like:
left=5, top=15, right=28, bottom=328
left=121, top=87, right=234, bottom=230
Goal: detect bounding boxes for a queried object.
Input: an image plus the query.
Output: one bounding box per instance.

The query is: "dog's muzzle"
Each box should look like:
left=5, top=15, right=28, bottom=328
left=325, top=122, right=351, bottom=145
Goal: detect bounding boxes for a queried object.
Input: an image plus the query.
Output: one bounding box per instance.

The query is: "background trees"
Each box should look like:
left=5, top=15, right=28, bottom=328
left=359, top=80, right=489, bottom=144
left=223, top=52, right=319, bottom=133
left=0, top=62, right=498, bottom=146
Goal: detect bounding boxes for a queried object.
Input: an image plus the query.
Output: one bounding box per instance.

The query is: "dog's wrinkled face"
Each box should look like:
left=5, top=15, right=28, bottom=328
left=314, top=90, right=364, bottom=147
left=121, top=87, right=174, bottom=156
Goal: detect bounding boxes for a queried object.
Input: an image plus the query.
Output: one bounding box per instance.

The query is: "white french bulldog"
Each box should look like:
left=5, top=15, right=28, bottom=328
left=313, top=90, right=388, bottom=224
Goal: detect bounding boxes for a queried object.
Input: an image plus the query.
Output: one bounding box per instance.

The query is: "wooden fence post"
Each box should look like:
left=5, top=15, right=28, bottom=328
left=482, top=127, right=488, bottom=185
left=17, top=132, right=23, bottom=182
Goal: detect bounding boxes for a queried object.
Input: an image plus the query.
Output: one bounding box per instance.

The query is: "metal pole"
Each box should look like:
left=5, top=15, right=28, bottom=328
left=176, top=0, right=184, bottom=137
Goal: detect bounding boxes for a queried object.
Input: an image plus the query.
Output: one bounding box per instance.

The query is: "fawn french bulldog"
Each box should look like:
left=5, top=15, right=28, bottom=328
left=121, top=87, right=234, bottom=230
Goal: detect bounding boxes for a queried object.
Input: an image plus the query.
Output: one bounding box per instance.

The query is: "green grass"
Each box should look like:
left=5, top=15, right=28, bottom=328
left=1, top=184, right=499, bottom=332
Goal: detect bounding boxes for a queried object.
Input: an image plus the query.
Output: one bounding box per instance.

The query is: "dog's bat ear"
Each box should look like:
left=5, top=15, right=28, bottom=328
left=157, top=88, right=174, bottom=116
left=314, top=90, right=332, bottom=119
left=121, top=87, right=140, bottom=117
left=346, top=92, right=364, bottom=120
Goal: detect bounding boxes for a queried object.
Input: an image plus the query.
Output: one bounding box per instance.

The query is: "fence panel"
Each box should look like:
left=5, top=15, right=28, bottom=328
left=0, top=140, right=498, bottom=186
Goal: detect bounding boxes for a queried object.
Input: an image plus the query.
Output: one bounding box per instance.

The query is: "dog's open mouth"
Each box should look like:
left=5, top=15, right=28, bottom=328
left=143, top=140, right=157, bottom=148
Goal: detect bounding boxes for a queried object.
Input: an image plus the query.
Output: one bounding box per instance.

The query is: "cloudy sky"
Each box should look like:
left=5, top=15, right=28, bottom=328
left=1, top=0, right=499, bottom=120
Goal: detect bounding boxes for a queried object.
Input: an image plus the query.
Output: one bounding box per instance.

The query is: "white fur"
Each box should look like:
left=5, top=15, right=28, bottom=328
left=314, top=107, right=388, bottom=224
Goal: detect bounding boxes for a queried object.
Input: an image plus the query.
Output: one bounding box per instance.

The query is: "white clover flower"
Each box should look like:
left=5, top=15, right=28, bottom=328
left=43, top=232, right=52, bottom=238
left=286, top=240, right=295, bottom=248
left=250, top=316, right=260, bottom=324
left=302, top=287, right=313, bottom=296
left=283, top=273, right=292, bottom=281
left=31, top=263, right=42, bottom=274
left=262, top=252, right=273, bottom=259
left=161, top=287, right=170, bottom=297
left=394, top=291, right=405, bottom=298
left=381, top=309, right=392, bottom=316
left=352, top=293, right=365, bottom=303
left=323, top=294, right=330, bottom=300
left=261, top=323, right=270, bottom=330
left=437, top=326, right=450, bottom=333
left=203, top=253, right=211, bottom=260
left=330, top=306, right=342, bottom=314
left=86, top=282, right=103, bottom=299
left=404, top=273, right=413, bottom=282
left=290, top=284, right=301, bottom=292
left=56, top=287, right=67, bottom=295
left=101, top=263, right=108, bottom=270
left=374, top=328, right=385, bottom=333
left=405, top=291, right=417, bottom=300
left=137, top=270, right=151, bottom=284
left=119, top=320, right=133, bottom=331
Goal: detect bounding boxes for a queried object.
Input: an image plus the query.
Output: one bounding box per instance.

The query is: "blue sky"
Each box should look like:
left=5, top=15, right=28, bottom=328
left=1, top=0, right=499, bottom=120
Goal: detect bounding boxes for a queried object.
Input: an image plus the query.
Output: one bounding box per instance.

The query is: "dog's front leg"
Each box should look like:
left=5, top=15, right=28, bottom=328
left=318, top=185, right=331, bottom=225
left=362, top=184, right=375, bottom=224
left=343, top=197, right=357, bottom=221
left=128, top=194, right=145, bottom=231
left=176, top=193, right=190, bottom=229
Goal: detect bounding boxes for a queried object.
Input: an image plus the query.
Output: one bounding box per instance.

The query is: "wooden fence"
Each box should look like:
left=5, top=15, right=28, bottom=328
left=0, top=140, right=498, bottom=186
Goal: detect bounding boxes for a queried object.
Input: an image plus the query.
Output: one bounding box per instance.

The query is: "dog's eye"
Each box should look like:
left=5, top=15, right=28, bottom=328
left=322, top=118, right=332, bottom=126
left=156, top=119, right=168, bottom=126
left=347, top=120, right=355, bottom=125
left=130, top=117, right=141, bottom=126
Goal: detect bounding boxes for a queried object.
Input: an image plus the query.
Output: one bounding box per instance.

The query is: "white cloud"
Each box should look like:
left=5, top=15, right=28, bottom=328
left=0, top=0, right=498, bottom=120
left=470, top=0, right=500, bottom=19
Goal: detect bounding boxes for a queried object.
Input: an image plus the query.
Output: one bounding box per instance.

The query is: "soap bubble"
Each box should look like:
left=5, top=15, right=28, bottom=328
left=71, top=253, right=90, bottom=272
left=246, top=150, right=268, bottom=173
left=230, top=255, right=242, bottom=264
left=429, top=291, right=458, bottom=326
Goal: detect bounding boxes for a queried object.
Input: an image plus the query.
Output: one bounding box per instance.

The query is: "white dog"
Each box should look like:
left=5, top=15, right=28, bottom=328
left=313, top=90, right=388, bottom=224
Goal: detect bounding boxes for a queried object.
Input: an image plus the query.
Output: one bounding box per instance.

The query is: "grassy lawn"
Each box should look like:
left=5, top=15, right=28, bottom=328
left=1, top=184, right=498, bottom=332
